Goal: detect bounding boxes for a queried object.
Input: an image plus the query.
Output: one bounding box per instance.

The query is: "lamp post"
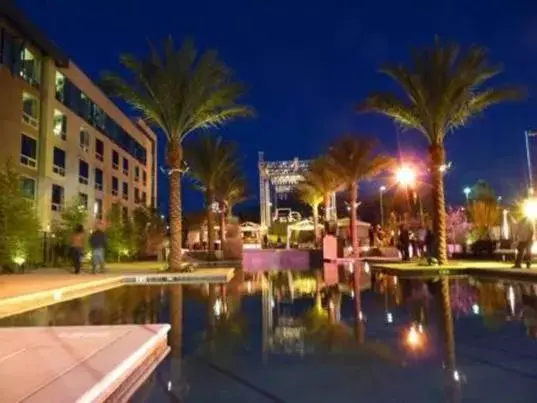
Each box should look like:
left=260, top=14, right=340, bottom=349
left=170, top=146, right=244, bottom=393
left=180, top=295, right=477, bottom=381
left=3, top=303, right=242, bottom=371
left=395, top=166, right=422, bottom=225
left=379, top=186, right=386, bottom=227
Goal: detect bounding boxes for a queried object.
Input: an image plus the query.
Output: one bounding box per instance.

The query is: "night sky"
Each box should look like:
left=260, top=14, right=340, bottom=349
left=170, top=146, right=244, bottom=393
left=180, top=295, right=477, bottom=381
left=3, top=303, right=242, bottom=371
left=17, top=0, right=537, bottom=215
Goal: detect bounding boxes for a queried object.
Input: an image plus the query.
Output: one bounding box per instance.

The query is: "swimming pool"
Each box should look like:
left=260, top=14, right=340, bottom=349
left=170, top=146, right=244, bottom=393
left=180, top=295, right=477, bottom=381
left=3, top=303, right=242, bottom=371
left=1, top=272, right=536, bottom=402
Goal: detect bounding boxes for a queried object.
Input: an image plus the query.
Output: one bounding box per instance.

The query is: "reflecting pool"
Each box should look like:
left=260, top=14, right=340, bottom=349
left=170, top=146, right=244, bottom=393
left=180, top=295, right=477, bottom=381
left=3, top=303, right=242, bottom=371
left=1, top=271, right=537, bottom=402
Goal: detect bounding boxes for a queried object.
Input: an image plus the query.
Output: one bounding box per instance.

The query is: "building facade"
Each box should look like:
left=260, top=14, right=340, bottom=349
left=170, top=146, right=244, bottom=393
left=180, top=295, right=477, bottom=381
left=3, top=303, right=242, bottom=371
left=0, top=3, right=157, bottom=231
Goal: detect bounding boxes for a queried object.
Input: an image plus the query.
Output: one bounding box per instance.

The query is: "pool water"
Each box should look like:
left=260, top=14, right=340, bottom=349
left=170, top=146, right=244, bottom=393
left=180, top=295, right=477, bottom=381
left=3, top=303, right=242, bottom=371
left=1, top=272, right=537, bottom=402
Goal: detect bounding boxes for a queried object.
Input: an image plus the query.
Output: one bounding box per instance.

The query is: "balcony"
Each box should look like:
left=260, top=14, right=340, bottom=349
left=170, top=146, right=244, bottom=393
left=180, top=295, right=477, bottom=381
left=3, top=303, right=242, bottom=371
left=112, top=189, right=119, bottom=196
left=79, top=176, right=89, bottom=185
left=113, top=163, right=119, bottom=170
left=53, top=165, right=65, bottom=177
left=51, top=202, right=63, bottom=212
left=95, top=152, right=104, bottom=162
left=95, top=183, right=103, bottom=192
left=123, top=168, right=129, bottom=176
left=20, top=155, right=37, bottom=169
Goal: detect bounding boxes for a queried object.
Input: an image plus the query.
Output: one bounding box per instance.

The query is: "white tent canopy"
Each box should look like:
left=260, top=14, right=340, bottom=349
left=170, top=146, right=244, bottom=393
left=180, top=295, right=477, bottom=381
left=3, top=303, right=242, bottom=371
left=286, top=219, right=324, bottom=248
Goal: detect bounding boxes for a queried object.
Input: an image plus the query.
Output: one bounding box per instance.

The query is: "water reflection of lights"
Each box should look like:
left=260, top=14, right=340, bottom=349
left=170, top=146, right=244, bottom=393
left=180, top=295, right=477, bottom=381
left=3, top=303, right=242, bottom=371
left=406, top=324, right=424, bottom=349
left=472, top=304, right=480, bottom=315
left=167, top=381, right=172, bottom=391
left=53, top=291, right=63, bottom=301
left=358, top=311, right=363, bottom=321
left=351, top=290, right=355, bottom=298
left=508, top=286, right=515, bottom=315
left=346, top=262, right=354, bottom=273
left=213, top=298, right=223, bottom=317
left=453, top=370, right=460, bottom=382
left=247, top=281, right=252, bottom=293
left=393, top=276, right=398, bottom=285
left=386, top=312, right=393, bottom=323
left=271, top=298, right=275, bottom=309
left=364, top=262, right=370, bottom=274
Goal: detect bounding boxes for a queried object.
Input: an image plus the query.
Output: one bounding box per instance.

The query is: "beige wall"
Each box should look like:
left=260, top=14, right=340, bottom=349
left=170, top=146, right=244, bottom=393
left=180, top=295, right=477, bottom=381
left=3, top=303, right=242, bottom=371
left=0, top=20, right=158, bottom=231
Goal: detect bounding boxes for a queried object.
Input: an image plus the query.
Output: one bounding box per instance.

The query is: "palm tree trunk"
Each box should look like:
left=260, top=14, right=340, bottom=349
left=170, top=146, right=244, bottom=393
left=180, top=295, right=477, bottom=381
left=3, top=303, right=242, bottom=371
left=169, top=285, right=183, bottom=394
left=206, top=190, right=215, bottom=259
left=167, top=143, right=182, bottom=272
left=219, top=201, right=226, bottom=244
left=312, top=203, right=320, bottom=245
left=350, top=182, right=359, bottom=254
left=353, top=263, right=364, bottom=343
left=430, top=145, right=448, bottom=264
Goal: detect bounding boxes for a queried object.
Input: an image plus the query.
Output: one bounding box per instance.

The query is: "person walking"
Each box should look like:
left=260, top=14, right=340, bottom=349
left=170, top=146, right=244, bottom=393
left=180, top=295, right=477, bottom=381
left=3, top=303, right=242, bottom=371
left=514, top=217, right=534, bottom=269
left=89, top=223, right=107, bottom=274
left=399, top=224, right=410, bottom=261
left=71, top=224, right=85, bottom=274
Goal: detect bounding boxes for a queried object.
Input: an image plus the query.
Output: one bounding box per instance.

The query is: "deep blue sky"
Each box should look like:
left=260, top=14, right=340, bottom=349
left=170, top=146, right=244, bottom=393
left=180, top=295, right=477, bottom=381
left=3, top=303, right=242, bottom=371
left=18, top=0, right=537, bottom=214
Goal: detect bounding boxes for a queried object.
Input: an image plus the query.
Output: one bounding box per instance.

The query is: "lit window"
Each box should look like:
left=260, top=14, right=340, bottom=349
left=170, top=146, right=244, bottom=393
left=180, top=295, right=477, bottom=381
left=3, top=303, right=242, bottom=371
left=80, top=127, right=90, bottom=151
left=122, top=182, right=128, bottom=201
left=94, top=198, right=103, bottom=219
left=51, top=184, right=64, bottom=211
left=79, top=160, right=89, bottom=185
left=52, top=109, right=67, bottom=140
left=52, top=147, right=66, bottom=176
left=112, top=176, right=119, bottom=196
left=55, top=72, right=65, bottom=102
left=78, top=193, right=88, bottom=210
left=95, top=138, right=104, bottom=161
left=20, top=134, right=37, bottom=168
left=22, top=92, right=39, bottom=128
left=95, top=168, right=103, bottom=191
left=20, top=177, right=36, bottom=199
left=112, top=150, right=119, bottom=170
left=19, top=48, right=41, bottom=87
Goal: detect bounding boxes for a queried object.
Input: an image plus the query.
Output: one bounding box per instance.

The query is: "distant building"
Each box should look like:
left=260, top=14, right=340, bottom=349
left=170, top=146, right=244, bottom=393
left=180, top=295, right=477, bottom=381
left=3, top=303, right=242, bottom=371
left=0, top=2, right=157, bottom=230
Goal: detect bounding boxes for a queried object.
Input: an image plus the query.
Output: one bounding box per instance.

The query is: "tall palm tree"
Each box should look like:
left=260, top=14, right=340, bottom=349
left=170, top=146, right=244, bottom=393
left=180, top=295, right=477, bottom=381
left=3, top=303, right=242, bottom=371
left=102, top=38, right=253, bottom=271
left=327, top=135, right=392, bottom=253
left=185, top=135, right=239, bottom=257
left=296, top=180, right=324, bottom=243
left=214, top=167, right=247, bottom=242
left=307, top=156, right=342, bottom=221
left=359, top=40, right=522, bottom=264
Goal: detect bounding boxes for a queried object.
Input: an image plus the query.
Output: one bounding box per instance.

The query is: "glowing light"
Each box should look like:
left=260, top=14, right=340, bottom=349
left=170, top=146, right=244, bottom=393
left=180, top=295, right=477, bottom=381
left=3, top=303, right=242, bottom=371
left=271, top=298, right=275, bottom=309
left=523, top=198, right=537, bottom=219
left=379, top=185, right=386, bottom=192
left=472, top=304, right=480, bottom=315
left=53, top=291, right=62, bottom=301
left=351, top=290, right=355, bottom=298
left=393, top=276, right=398, bottom=285
left=346, top=261, right=354, bottom=273
left=167, top=381, right=172, bottom=391
left=386, top=312, right=393, bottom=323
left=405, top=324, right=424, bottom=349
left=395, top=166, right=416, bottom=187
left=213, top=298, right=223, bottom=317
left=364, top=262, right=370, bottom=274
left=463, top=187, right=471, bottom=197
left=12, top=256, right=26, bottom=265
left=453, top=370, right=460, bottom=382
left=508, top=286, right=515, bottom=315
left=247, top=281, right=252, bottom=293
left=502, top=209, right=509, bottom=239
left=358, top=311, right=363, bottom=321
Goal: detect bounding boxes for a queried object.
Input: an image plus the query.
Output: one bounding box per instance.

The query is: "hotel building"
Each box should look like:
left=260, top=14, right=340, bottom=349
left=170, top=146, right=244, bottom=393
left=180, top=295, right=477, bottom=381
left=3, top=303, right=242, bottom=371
left=0, top=3, right=157, bottom=230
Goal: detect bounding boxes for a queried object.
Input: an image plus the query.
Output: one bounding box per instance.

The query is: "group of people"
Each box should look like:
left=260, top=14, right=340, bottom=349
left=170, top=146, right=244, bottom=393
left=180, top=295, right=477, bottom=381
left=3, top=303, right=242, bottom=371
left=70, top=224, right=107, bottom=274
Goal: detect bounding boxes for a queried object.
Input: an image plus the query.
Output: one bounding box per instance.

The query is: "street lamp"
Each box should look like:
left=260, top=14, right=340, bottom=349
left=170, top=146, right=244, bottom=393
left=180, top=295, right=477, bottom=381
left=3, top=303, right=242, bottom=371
left=463, top=187, right=471, bottom=202
left=379, top=186, right=386, bottom=226
left=395, top=166, right=416, bottom=187
left=523, top=198, right=537, bottom=220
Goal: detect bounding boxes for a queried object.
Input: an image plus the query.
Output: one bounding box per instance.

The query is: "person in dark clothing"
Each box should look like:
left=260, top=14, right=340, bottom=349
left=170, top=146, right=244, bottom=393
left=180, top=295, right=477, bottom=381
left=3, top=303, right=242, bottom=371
left=514, top=217, right=534, bottom=269
left=369, top=225, right=375, bottom=247
left=399, top=224, right=410, bottom=261
left=89, top=224, right=107, bottom=273
left=425, top=224, right=437, bottom=264
left=71, top=224, right=85, bottom=274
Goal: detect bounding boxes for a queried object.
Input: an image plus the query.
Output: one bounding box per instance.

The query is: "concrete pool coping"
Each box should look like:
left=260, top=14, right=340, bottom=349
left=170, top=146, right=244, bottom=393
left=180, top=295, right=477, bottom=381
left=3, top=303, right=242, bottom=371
left=0, top=324, right=170, bottom=403
left=0, top=268, right=235, bottom=319
left=370, top=260, right=537, bottom=280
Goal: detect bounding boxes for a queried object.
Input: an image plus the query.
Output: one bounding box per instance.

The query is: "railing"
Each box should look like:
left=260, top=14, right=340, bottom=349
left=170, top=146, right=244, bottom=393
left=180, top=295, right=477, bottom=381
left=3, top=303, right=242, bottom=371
left=52, top=165, right=65, bottom=176
left=122, top=193, right=129, bottom=201
left=20, top=154, right=37, bottom=168
left=112, top=189, right=119, bottom=196
left=53, top=129, right=66, bottom=140
left=22, top=112, right=38, bottom=128
left=79, top=176, right=89, bottom=185
left=95, top=183, right=103, bottom=191
left=80, top=144, right=89, bottom=152
left=51, top=202, right=63, bottom=212
left=113, top=163, right=119, bottom=170
left=95, top=152, right=104, bottom=162
left=123, top=168, right=129, bottom=176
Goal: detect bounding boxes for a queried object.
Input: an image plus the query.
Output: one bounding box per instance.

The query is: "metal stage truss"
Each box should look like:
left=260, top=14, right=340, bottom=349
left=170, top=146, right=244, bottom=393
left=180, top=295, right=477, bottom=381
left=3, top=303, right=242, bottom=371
left=258, top=152, right=337, bottom=229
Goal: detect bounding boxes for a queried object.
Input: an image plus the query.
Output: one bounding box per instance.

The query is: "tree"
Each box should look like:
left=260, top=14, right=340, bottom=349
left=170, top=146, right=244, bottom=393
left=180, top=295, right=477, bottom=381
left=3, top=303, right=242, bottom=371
left=0, top=163, right=41, bottom=270
left=327, top=135, right=392, bottom=253
left=359, top=40, right=523, bottom=264
left=133, top=206, right=166, bottom=258
left=103, top=38, right=253, bottom=271
left=306, top=156, right=342, bottom=221
left=296, top=180, right=323, bottom=243
left=106, top=204, right=124, bottom=261
left=214, top=166, right=247, bottom=242
left=185, top=135, right=239, bottom=257
left=52, top=197, right=88, bottom=248
left=467, top=200, right=501, bottom=240
left=469, top=180, right=496, bottom=203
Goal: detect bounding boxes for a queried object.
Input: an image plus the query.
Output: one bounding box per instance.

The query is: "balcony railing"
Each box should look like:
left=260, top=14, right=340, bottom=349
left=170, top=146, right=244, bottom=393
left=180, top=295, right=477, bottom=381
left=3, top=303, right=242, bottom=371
left=20, top=154, right=37, bottom=168
left=113, top=163, right=119, bottom=170
left=122, top=193, right=128, bottom=201
left=53, top=165, right=65, bottom=176
left=123, top=168, right=129, bottom=176
left=80, top=144, right=89, bottom=152
left=22, top=112, right=38, bottom=128
left=95, top=152, right=104, bottom=162
left=51, top=202, right=63, bottom=212
left=79, top=176, right=89, bottom=185
left=112, top=189, right=119, bottom=196
left=95, top=183, right=103, bottom=192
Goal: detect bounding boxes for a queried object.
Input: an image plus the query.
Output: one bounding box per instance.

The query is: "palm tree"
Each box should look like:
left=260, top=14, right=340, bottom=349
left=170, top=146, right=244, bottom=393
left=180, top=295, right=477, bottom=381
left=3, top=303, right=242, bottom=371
left=102, top=38, right=253, bottom=271
left=359, top=40, right=522, bottom=264
left=185, top=135, right=239, bottom=257
left=214, top=167, right=247, bottom=242
left=307, top=156, right=342, bottom=221
left=296, top=180, right=324, bottom=244
left=327, top=135, right=392, bottom=253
